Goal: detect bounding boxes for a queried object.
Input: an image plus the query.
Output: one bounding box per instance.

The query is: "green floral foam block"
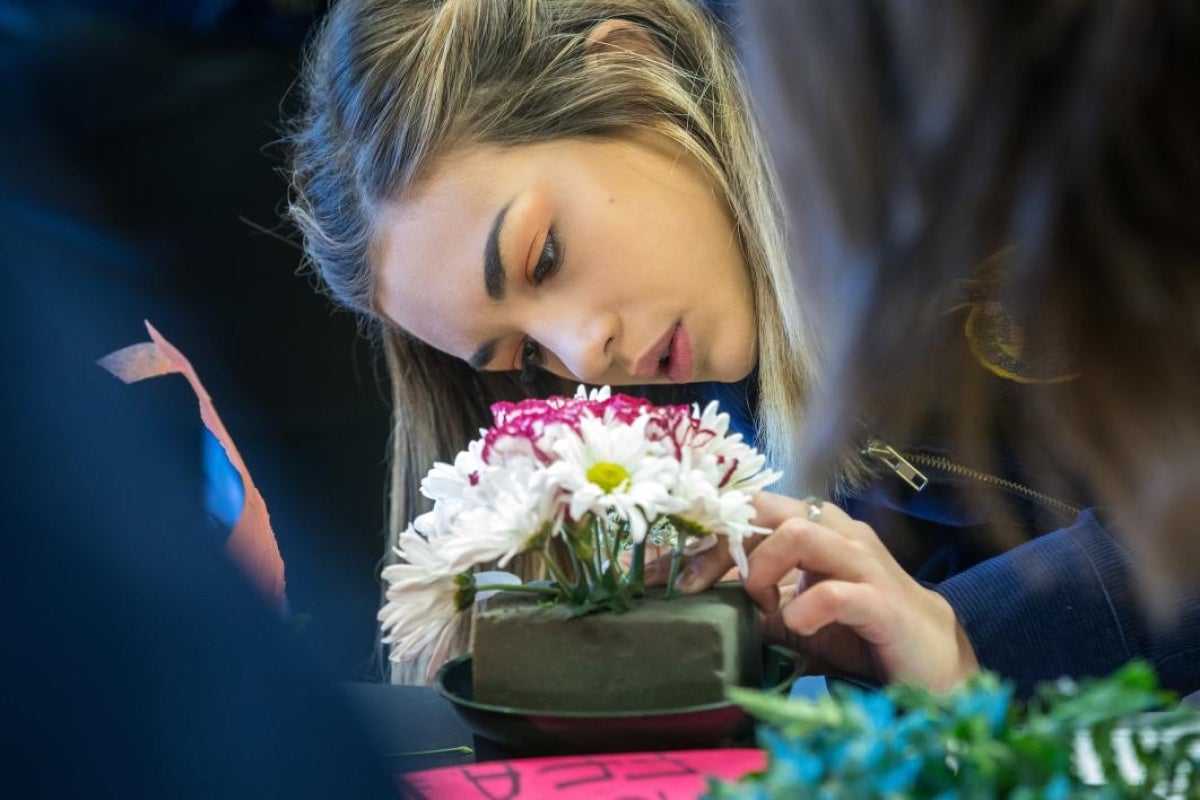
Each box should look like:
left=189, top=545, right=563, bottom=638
left=472, top=582, right=762, bottom=712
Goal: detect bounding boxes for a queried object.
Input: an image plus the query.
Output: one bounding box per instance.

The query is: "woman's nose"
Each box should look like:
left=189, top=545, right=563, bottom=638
left=542, top=309, right=620, bottom=383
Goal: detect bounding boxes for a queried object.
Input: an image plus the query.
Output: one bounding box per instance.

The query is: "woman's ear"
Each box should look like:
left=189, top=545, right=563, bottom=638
left=584, top=19, right=666, bottom=63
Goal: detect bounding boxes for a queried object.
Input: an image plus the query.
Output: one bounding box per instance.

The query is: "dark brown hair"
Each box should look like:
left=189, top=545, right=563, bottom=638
left=742, top=0, right=1200, bottom=598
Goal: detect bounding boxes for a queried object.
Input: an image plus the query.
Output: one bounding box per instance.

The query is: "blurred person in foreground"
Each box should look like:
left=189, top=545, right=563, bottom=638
left=4, top=243, right=400, bottom=799
left=0, top=0, right=391, bottom=680
left=2, top=1, right=405, bottom=793
left=727, top=0, right=1199, bottom=696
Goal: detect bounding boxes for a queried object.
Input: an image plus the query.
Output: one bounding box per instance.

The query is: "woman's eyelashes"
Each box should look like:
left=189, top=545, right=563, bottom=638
left=517, top=227, right=560, bottom=382
left=519, top=336, right=545, bottom=383
left=530, top=226, right=561, bottom=285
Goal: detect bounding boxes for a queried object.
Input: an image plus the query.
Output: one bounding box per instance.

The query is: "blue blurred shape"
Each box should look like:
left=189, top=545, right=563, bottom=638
left=203, top=427, right=244, bottom=530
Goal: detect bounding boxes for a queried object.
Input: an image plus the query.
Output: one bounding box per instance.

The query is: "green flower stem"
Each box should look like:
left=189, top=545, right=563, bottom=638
left=474, top=583, right=559, bottom=597
left=542, top=541, right=584, bottom=604
left=564, top=537, right=586, bottom=588
left=598, top=516, right=622, bottom=583
left=569, top=545, right=594, bottom=593
left=565, top=514, right=603, bottom=595
left=603, top=521, right=617, bottom=569
left=590, top=517, right=606, bottom=587
left=625, top=540, right=646, bottom=595
left=558, top=517, right=586, bottom=586
left=665, top=530, right=685, bottom=600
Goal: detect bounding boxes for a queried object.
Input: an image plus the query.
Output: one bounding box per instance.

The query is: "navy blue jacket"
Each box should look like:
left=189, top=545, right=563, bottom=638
left=699, top=377, right=1200, bottom=698
left=843, top=448, right=1200, bottom=698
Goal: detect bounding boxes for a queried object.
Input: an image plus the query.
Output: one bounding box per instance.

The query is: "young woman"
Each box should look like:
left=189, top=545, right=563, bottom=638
left=289, top=0, right=1198, bottom=697
left=289, top=0, right=823, bottom=682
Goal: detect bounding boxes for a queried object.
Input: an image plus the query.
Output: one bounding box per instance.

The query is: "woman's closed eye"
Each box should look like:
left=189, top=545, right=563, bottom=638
left=518, top=226, right=561, bottom=382
left=530, top=226, right=561, bottom=285
left=519, top=336, right=545, bottom=382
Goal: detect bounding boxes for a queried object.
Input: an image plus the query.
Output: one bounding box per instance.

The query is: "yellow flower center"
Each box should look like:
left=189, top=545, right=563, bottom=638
left=586, top=461, right=630, bottom=493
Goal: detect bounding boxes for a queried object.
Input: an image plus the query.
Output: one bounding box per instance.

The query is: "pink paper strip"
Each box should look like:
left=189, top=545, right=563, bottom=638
left=398, top=748, right=766, bottom=799
left=98, top=321, right=286, bottom=611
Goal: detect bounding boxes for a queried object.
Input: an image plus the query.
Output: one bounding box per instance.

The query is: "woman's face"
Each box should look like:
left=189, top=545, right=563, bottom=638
left=373, top=134, right=757, bottom=386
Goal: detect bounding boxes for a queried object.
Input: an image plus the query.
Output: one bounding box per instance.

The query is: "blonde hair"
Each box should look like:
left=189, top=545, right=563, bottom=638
left=289, top=0, right=818, bottom=679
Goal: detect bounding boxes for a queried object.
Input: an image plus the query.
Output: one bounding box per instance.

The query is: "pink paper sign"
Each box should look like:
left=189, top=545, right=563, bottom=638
left=398, top=748, right=765, bottom=799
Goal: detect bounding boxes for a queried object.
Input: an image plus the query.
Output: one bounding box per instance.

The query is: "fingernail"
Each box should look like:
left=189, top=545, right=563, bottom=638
left=675, top=569, right=702, bottom=594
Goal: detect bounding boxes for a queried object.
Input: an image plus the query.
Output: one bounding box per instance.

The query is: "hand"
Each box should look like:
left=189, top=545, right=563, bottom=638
left=747, top=492, right=979, bottom=692
left=642, top=532, right=759, bottom=592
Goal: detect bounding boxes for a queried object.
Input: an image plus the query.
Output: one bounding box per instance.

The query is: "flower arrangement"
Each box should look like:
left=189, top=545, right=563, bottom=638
left=377, top=386, right=780, bottom=670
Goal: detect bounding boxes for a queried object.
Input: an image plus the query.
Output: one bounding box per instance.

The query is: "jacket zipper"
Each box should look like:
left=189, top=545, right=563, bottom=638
left=863, top=439, right=1081, bottom=518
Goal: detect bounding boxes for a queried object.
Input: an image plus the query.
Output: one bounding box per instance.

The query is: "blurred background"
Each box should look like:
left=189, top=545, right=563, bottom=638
left=1, top=0, right=391, bottom=680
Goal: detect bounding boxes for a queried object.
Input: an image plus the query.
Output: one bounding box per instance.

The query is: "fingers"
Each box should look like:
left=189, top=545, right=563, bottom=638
left=778, top=579, right=879, bottom=636
left=752, top=491, right=853, bottom=532
left=640, top=551, right=676, bottom=586
left=744, top=518, right=872, bottom=611
left=751, top=490, right=810, bottom=531
left=744, top=494, right=980, bottom=691
left=632, top=543, right=671, bottom=574
left=644, top=533, right=766, bottom=593
left=641, top=536, right=731, bottom=592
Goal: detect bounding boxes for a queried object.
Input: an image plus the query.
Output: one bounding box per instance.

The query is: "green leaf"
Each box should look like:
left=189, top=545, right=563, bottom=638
left=708, top=661, right=1200, bottom=799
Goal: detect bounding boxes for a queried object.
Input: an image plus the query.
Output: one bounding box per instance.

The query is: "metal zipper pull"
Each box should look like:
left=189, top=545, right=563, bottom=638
left=864, top=439, right=929, bottom=491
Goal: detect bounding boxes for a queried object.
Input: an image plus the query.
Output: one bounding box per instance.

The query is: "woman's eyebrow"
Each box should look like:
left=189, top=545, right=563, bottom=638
left=483, top=201, right=512, bottom=299
left=469, top=200, right=514, bottom=371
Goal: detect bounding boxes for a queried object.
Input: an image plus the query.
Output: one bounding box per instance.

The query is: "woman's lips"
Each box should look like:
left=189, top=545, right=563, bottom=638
left=634, top=325, right=675, bottom=378
left=633, top=322, right=695, bottom=382
left=660, top=323, right=694, bottom=383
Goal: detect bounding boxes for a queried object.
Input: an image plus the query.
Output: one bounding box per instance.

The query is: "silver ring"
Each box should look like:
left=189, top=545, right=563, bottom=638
left=803, top=495, right=824, bottom=523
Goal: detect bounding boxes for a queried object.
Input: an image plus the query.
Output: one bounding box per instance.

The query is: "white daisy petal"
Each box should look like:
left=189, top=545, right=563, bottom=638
left=377, top=530, right=465, bottom=664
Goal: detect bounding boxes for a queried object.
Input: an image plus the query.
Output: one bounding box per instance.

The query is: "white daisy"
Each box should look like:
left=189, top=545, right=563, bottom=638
left=420, top=439, right=486, bottom=505
left=377, top=528, right=465, bottom=664
left=665, top=470, right=762, bottom=576
left=434, top=462, right=562, bottom=570
left=414, top=440, right=490, bottom=541
left=685, top=401, right=782, bottom=494
left=651, top=403, right=779, bottom=577
left=547, top=413, right=680, bottom=542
